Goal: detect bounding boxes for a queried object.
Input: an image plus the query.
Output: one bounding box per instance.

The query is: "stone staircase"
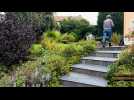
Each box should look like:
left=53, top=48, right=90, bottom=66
left=60, top=46, right=125, bottom=87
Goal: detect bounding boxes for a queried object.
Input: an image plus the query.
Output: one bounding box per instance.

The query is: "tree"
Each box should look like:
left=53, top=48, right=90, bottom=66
left=88, top=25, right=98, bottom=35
left=97, top=12, right=123, bottom=37
left=60, top=18, right=91, bottom=39
left=14, top=12, right=56, bottom=41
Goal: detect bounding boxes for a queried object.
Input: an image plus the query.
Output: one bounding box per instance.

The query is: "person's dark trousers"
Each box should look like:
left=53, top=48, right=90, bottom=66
left=102, top=29, right=112, bottom=47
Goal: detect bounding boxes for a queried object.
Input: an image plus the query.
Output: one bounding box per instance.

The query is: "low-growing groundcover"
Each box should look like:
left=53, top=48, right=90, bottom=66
left=107, top=45, right=134, bottom=87
left=0, top=30, right=96, bottom=87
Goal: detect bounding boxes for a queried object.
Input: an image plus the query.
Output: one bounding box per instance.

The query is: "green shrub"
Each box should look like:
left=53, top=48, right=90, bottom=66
left=43, top=54, right=71, bottom=75
left=41, top=37, right=57, bottom=50
left=78, top=40, right=96, bottom=56
left=107, top=46, right=134, bottom=87
left=108, top=80, right=134, bottom=87
left=44, top=31, right=61, bottom=41
left=109, top=81, right=131, bottom=87
left=42, top=53, right=71, bottom=86
left=69, top=32, right=79, bottom=41
left=117, top=49, right=134, bottom=66
left=41, top=38, right=66, bottom=55
left=114, top=64, right=134, bottom=76
left=61, top=40, right=96, bottom=64
left=62, top=45, right=76, bottom=57
left=66, top=56, right=81, bottom=64
left=0, top=74, right=13, bottom=87
left=29, top=44, right=44, bottom=56
left=60, top=33, right=76, bottom=44
left=62, top=44, right=82, bottom=57
left=106, top=63, right=118, bottom=80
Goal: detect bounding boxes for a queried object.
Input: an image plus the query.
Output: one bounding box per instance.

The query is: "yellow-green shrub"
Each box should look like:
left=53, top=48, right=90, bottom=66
left=77, top=40, right=96, bottom=56
left=41, top=37, right=57, bottom=50
left=111, top=33, right=121, bottom=45
left=44, top=31, right=61, bottom=41
left=60, top=33, right=76, bottom=43
left=29, top=44, right=44, bottom=56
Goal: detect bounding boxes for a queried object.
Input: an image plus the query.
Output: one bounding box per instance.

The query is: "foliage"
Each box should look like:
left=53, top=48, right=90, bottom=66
left=60, top=33, right=76, bottom=43
left=114, top=64, right=134, bottom=76
left=62, top=40, right=96, bottom=64
left=43, top=53, right=71, bottom=75
left=107, top=46, right=134, bottom=87
left=29, top=44, right=44, bottom=56
left=44, top=31, right=61, bottom=41
left=60, top=18, right=91, bottom=39
left=0, top=50, right=71, bottom=87
left=0, top=12, right=35, bottom=66
left=97, top=12, right=123, bottom=37
left=118, top=49, right=129, bottom=61
left=69, top=32, right=79, bottom=41
left=107, top=63, right=118, bottom=80
left=108, top=81, right=134, bottom=87
left=62, top=44, right=82, bottom=57
left=117, top=49, right=134, bottom=66
left=77, top=40, right=96, bottom=56
left=41, top=37, right=63, bottom=52
left=111, top=32, right=121, bottom=45
left=0, top=56, right=44, bottom=87
left=14, top=12, right=56, bottom=41
left=88, top=25, right=98, bottom=36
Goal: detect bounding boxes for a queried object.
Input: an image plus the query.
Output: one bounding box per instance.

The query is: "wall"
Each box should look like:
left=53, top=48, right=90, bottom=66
left=124, top=12, right=134, bottom=45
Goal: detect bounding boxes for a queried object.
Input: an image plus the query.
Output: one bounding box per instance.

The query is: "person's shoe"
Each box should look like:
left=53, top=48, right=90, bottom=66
left=109, top=43, right=112, bottom=47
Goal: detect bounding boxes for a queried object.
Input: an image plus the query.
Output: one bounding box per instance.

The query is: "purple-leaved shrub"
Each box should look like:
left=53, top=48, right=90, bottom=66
left=0, top=12, right=36, bottom=66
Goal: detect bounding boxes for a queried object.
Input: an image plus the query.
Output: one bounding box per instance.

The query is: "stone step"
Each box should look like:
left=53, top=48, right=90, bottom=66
left=81, top=56, right=117, bottom=66
left=60, top=72, right=107, bottom=87
left=96, top=46, right=126, bottom=51
left=72, top=64, right=107, bottom=77
left=91, top=50, right=121, bottom=58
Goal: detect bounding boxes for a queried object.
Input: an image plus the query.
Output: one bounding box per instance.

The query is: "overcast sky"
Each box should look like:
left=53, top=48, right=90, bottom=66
left=55, top=12, right=99, bottom=25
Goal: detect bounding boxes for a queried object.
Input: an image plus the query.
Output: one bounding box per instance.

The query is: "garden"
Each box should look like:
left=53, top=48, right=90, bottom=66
left=0, top=12, right=133, bottom=87
left=0, top=12, right=96, bottom=87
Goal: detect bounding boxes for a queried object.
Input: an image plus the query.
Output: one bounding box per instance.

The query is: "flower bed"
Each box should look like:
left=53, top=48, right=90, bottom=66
left=107, top=45, right=134, bottom=87
left=0, top=39, right=96, bottom=87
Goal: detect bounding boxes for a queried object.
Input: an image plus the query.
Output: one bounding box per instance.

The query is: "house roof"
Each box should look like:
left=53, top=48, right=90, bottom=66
left=54, top=15, right=83, bottom=22
left=54, top=16, right=66, bottom=21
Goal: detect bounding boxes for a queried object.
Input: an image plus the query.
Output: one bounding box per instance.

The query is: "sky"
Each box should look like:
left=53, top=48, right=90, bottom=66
left=55, top=12, right=99, bottom=25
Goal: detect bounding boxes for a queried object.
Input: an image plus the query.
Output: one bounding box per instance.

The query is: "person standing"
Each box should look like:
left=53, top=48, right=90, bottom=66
left=102, top=15, right=114, bottom=48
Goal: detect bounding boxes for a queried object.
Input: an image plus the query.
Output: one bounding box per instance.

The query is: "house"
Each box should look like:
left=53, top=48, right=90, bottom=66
left=54, top=15, right=83, bottom=22
left=54, top=16, right=67, bottom=22
left=124, top=12, right=134, bottom=45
